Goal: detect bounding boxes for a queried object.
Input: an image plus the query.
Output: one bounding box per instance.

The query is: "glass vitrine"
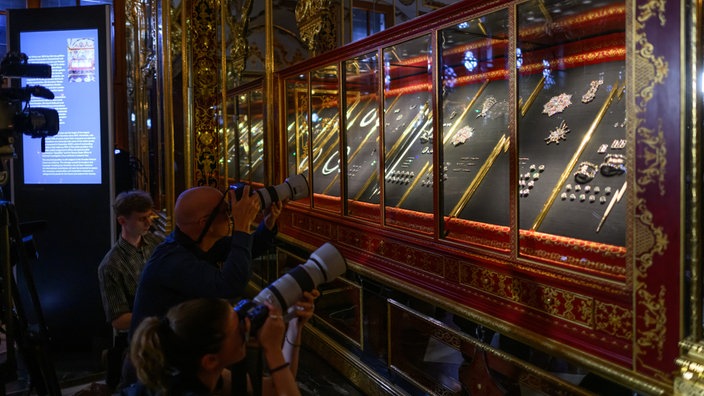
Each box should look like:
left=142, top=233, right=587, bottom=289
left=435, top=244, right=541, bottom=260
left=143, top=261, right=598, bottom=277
left=381, top=35, right=433, bottom=231
left=310, top=65, right=341, bottom=212
left=516, top=0, right=626, bottom=260
left=438, top=10, right=511, bottom=247
left=284, top=0, right=627, bottom=269
left=276, top=0, right=688, bottom=392
left=285, top=73, right=312, bottom=207
left=344, top=52, right=381, bottom=221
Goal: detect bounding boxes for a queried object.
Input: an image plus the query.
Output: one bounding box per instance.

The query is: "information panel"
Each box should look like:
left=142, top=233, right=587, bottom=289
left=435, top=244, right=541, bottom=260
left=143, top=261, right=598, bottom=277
left=7, top=5, right=115, bottom=352
left=20, top=29, right=102, bottom=184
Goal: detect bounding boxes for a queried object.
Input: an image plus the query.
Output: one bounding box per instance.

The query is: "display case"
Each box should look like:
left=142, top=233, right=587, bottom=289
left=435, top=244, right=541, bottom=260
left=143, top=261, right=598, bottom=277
left=276, top=0, right=689, bottom=393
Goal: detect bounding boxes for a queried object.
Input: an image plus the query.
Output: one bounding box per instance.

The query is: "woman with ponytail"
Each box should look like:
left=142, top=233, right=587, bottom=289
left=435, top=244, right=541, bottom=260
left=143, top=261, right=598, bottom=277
left=125, top=290, right=318, bottom=396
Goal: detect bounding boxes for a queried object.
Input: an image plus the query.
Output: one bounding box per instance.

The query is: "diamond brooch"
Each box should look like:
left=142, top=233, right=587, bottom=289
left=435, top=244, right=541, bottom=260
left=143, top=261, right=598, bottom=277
left=543, top=93, right=572, bottom=117
left=544, top=120, right=570, bottom=145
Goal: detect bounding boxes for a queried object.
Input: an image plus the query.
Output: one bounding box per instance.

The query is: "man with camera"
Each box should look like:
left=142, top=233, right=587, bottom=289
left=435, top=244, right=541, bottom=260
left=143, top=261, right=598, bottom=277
left=120, top=185, right=283, bottom=389
left=129, top=184, right=283, bottom=335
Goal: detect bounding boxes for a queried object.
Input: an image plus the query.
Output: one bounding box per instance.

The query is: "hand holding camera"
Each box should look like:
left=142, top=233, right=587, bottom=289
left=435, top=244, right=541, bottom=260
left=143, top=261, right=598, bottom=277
left=254, top=304, right=287, bottom=354
left=263, top=200, right=284, bottom=231
left=227, top=185, right=260, bottom=232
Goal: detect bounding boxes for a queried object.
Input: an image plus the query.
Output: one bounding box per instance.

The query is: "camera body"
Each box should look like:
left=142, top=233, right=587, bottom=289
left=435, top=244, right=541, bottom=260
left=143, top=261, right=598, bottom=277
left=0, top=52, right=58, bottom=188
left=0, top=52, right=59, bottom=164
left=231, top=174, right=309, bottom=210
left=234, top=242, right=346, bottom=336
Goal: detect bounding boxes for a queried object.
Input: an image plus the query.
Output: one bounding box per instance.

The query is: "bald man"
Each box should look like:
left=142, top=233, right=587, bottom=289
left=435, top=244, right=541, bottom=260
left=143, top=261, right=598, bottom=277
left=128, top=185, right=283, bottom=337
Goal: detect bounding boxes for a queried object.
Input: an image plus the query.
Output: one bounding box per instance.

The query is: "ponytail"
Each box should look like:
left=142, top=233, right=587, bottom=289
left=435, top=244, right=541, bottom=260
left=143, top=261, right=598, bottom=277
left=130, top=298, right=233, bottom=394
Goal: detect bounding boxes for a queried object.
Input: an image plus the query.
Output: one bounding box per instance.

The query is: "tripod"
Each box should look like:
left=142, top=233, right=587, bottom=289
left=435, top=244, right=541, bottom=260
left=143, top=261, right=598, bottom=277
left=0, top=200, right=61, bottom=396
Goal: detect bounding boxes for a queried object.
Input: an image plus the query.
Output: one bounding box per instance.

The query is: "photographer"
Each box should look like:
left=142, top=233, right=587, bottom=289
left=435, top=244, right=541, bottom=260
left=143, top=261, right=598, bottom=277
left=122, top=185, right=284, bottom=389
left=129, top=184, right=283, bottom=336
left=126, top=290, right=318, bottom=396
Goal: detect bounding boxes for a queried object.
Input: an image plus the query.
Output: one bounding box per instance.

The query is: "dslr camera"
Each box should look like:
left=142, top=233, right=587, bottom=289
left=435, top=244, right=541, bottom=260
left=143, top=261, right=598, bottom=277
left=231, top=174, right=309, bottom=210
left=234, top=242, right=347, bottom=335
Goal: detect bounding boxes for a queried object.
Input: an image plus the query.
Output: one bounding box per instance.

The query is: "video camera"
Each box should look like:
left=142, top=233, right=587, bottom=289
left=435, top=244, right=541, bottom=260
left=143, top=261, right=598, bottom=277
left=0, top=51, right=59, bottom=165
left=234, top=242, right=347, bottom=336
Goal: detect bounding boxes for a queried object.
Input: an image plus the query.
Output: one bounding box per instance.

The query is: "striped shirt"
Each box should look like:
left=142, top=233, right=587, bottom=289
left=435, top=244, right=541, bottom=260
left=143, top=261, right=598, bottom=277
left=98, top=233, right=162, bottom=323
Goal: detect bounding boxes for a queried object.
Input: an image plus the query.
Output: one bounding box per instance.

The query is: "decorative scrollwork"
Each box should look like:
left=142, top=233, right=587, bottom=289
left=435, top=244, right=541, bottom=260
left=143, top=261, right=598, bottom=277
left=295, top=0, right=336, bottom=56
left=633, top=0, right=670, bottom=369
left=227, top=0, right=252, bottom=80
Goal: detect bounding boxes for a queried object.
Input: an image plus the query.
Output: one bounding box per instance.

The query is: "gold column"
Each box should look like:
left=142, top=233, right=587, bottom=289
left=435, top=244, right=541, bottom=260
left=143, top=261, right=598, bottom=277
left=265, top=0, right=275, bottom=183
left=191, top=0, right=221, bottom=186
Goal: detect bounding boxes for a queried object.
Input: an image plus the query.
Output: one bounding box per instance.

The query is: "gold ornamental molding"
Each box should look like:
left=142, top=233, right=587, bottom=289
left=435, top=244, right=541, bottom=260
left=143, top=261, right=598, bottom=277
left=295, top=0, right=337, bottom=56
left=191, top=0, right=221, bottom=186
left=632, top=0, right=670, bottom=376
left=227, top=0, right=252, bottom=80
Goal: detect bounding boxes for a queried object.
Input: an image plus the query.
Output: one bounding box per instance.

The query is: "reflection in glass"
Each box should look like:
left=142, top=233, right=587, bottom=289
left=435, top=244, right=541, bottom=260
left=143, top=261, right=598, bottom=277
left=285, top=74, right=311, bottom=207
left=517, top=0, right=626, bottom=247
left=250, top=89, right=264, bottom=184
left=344, top=52, right=381, bottom=221
left=236, top=93, right=250, bottom=181
left=311, top=65, right=341, bottom=212
left=439, top=10, right=511, bottom=245
left=381, top=35, right=433, bottom=231
left=226, top=88, right=264, bottom=185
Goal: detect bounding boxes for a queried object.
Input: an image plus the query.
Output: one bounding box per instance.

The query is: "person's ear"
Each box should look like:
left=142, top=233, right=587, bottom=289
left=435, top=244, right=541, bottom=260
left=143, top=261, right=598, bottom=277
left=116, top=215, right=127, bottom=226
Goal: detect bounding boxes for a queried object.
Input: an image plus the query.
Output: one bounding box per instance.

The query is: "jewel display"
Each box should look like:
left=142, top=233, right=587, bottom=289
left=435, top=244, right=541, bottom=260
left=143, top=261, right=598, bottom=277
left=544, top=120, right=570, bottom=145
left=452, top=125, right=474, bottom=146
left=542, top=93, right=572, bottom=116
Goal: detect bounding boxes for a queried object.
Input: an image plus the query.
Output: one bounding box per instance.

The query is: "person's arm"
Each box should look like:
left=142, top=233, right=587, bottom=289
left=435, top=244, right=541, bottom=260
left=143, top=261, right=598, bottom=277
left=154, top=234, right=253, bottom=300
left=263, top=201, right=284, bottom=231
left=252, top=200, right=284, bottom=258
left=281, top=319, right=302, bottom=377
left=282, top=289, right=319, bottom=376
left=257, top=307, right=301, bottom=396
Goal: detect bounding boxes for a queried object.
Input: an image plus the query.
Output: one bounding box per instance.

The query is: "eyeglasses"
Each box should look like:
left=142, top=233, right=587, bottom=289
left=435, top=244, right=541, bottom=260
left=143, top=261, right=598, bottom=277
left=195, top=186, right=233, bottom=244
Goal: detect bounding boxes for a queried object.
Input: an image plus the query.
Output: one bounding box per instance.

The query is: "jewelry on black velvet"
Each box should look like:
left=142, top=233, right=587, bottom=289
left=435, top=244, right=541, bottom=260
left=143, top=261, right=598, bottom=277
left=600, top=153, right=626, bottom=176
left=574, top=161, right=598, bottom=184
left=610, top=139, right=626, bottom=149
left=543, top=93, right=572, bottom=116
left=476, top=96, right=497, bottom=118
left=452, top=126, right=474, bottom=146
left=604, top=153, right=625, bottom=164
left=545, top=120, right=570, bottom=145
left=581, top=78, right=603, bottom=103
